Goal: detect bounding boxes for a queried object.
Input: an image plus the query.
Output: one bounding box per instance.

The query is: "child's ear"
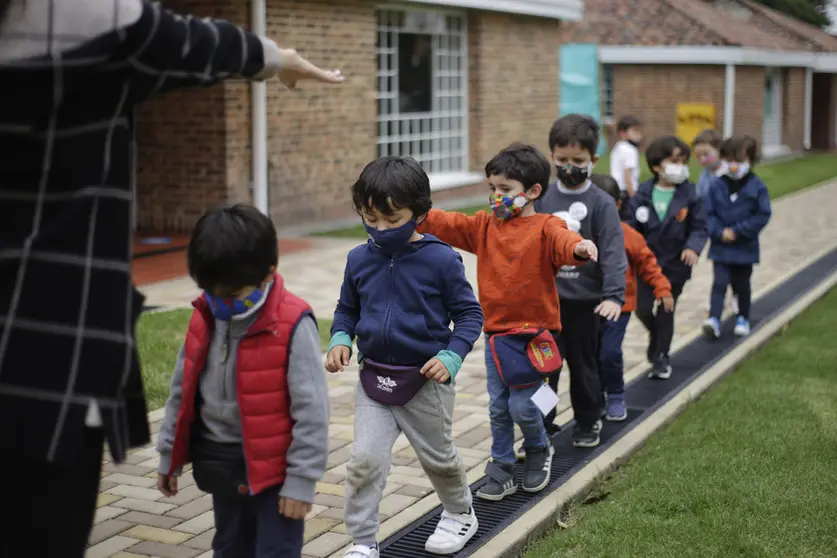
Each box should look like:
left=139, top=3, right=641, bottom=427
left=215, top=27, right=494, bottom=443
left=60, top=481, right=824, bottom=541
left=526, top=183, right=543, bottom=200
left=415, top=213, right=428, bottom=225
left=263, top=266, right=277, bottom=286
left=591, top=155, right=600, bottom=168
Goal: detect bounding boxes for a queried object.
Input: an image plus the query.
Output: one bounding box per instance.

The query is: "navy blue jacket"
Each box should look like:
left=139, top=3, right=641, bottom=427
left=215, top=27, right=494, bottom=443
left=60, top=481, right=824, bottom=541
left=331, top=234, right=484, bottom=366
left=627, top=180, right=708, bottom=284
left=704, top=174, right=771, bottom=265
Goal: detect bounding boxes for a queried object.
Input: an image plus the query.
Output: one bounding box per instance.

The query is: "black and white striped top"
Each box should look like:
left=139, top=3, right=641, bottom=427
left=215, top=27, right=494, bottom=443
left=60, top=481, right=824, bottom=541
left=0, top=0, right=281, bottom=465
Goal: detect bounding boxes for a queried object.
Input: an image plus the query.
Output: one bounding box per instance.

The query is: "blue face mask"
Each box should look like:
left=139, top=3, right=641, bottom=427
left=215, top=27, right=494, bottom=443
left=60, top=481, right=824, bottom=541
left=205, top=288, right=265, bottom=321
left=364, top=220, right=416, bottom=257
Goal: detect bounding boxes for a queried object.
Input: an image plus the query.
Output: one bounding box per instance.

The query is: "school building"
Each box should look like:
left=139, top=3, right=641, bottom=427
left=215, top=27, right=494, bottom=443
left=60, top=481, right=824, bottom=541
left=134, top=0, right=837, bottom=234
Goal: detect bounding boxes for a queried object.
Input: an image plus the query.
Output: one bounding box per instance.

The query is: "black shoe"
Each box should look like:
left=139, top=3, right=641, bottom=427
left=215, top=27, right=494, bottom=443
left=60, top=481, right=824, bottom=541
left=572, top=423, right=601, bottom=448
left=648, top=355, right=672, bottom=380
left=476, top=461, right=517, bottom=501
left=522, top=445, right=554, bottom=493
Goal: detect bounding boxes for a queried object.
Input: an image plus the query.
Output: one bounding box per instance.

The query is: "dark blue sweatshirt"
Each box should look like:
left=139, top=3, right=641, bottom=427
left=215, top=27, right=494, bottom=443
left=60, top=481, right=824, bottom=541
left=330, top=234, right=484, bottom=366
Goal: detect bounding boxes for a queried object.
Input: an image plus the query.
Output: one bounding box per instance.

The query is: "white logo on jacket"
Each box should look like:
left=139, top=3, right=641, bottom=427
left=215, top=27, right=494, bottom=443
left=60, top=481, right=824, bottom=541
left=635, top=206, right=650, bottom=224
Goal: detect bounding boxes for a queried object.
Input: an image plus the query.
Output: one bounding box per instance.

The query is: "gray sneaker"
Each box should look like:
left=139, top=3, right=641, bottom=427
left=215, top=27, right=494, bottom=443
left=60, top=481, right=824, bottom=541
left=522, top=445, right=554, bottom=493
left=648, top=356, right=672, bottom=380
left=476, top=461, right=517, bottom=501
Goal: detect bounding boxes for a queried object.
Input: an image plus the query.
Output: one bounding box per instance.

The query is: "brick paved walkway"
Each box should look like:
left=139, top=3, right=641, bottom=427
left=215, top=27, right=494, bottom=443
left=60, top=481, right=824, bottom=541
left=89, top=181, right=837, bottom=558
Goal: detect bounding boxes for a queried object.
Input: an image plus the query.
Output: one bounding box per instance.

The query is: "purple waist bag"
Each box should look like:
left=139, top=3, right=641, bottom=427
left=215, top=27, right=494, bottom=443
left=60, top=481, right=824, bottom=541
left=359, top=358, right=428, bottom=406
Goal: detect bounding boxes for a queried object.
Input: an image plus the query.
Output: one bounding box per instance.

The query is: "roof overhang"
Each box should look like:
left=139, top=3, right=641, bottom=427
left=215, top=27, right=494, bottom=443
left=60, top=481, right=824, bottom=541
left=405, top=0, right=583, bottom=21
left=597, top=45, right=817, bottom=67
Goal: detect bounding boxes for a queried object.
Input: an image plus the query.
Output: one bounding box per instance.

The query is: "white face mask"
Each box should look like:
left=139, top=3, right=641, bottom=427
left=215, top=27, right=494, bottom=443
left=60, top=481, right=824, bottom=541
left=661, top=162, right=689, bottom=185
left=726, top=162, right=751, bottom=180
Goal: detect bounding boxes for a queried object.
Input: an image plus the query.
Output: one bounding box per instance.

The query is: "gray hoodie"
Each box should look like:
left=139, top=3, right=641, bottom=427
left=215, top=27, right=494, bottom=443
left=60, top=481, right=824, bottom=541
left=156, top=295, right=329, bottom=504
left=535, top=180, right=628, bottom=304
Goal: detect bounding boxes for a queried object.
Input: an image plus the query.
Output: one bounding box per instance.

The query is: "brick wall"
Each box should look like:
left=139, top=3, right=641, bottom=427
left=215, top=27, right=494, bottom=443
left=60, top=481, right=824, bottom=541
left=135, top=0, right=249, bottom=232
left=607, top=65, right=726, bottom=151
left=782, top=67, right=805, bottom=151
left=733, top=66, right=765, bottom=145
left=468, top=11, right=560, bottom=165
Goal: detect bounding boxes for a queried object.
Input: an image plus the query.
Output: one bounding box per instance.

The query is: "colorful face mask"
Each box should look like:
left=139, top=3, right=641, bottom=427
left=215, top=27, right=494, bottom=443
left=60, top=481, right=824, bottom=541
left=364, top=219, right=416, bottom=257
left=556, top=163, right=591, bottom=188
left=205, top=288, right=265, bottom=321
left=699, top=152, right=721, bottom=170
left=490, top=192, right=529, bottom=221
left=726, top=161, right=751, bottom=180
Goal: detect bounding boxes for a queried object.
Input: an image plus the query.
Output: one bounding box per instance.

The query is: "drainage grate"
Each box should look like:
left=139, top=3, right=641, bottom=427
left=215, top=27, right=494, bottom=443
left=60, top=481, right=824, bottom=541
left=378, top=246, right=837, bottom=558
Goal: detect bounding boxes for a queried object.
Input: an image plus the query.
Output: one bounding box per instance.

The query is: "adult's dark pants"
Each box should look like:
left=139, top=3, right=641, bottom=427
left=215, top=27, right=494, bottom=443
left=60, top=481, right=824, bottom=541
left=0, top=427, right=103, bottom=558
left=709, top=262, right=753, bottom=320
left=635, top=279, right=685, bottom=361
left=545, top=299, right=603, bottom=429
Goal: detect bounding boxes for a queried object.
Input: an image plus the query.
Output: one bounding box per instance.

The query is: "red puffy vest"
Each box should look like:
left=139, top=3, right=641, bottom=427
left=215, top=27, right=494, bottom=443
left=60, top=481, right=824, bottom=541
left=167, top=273, right=313, bottom=495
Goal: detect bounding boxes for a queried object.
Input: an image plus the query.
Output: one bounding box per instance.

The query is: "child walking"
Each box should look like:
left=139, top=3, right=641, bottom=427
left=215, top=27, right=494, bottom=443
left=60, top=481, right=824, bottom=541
left=702, top=135, right=772, bottom=339
left=418, top=143, right=598, bottom=500
left=326, top=157, right=485, bottom=557
left=627, top=136, right=708, bottom=379
left=156, top=205, right=330, bottom=558
left=589, top=174, right=673, bottom=421
left=535, top=114, right=628, bottom=448
left=693, top=129, right=739, bottom=316
left=609, top=115, right=643, bottom=218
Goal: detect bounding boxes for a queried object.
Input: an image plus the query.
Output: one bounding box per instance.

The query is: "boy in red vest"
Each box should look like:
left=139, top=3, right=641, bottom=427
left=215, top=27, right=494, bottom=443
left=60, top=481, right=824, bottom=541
left=155, top=205, right=330, bottom=558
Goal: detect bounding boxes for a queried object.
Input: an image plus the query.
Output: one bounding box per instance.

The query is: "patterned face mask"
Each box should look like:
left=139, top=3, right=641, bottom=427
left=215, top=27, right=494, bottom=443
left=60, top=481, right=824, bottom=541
left=489, top=192, right=529, bottom=221
left=205, top=288, right=265, bottom=321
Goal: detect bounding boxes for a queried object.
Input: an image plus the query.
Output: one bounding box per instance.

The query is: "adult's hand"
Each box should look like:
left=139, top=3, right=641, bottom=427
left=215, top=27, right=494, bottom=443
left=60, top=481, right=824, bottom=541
left=278, top=48, right=344, bottom=89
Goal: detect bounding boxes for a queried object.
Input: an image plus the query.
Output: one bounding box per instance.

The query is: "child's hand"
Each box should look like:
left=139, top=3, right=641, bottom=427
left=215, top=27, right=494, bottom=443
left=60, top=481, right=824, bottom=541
left=659, top=295, right=675, bottom=312
left=574, top=239, right=598, bottom=262
left=325, top=346, right=350, bottom=373
left=156, top=473, right=178, bottom=497
left=595, top=300, right=622, bottom=321
left=722, top=228, right=736, bottom=243
left=421, top=358, right=451, bottom=383
left=680, top=248, right=698, bottom=266
left=279, top=497, right=312, bottom=520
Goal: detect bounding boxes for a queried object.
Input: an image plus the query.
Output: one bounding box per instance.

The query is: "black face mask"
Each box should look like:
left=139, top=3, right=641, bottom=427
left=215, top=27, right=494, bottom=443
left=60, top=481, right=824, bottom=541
left=556, top=163, right=590, bottom=188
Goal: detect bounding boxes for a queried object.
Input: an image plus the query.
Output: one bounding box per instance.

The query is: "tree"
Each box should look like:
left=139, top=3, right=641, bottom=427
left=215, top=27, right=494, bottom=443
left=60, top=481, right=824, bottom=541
left=751, top=0, right=830, bottom=27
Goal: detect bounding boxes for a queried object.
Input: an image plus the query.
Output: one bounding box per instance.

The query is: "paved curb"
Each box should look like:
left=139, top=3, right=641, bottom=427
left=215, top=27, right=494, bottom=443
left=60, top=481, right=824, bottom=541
left=469, top=265, right=837, bottom=558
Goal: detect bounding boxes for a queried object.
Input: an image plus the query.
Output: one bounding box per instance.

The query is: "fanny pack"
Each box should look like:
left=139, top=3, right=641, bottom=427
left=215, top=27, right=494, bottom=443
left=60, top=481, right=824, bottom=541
left=190, top=437, right=250, bottom=497
left=359, top=357, right=428, bottom=406
left=488, top=328, right=563, bottom=388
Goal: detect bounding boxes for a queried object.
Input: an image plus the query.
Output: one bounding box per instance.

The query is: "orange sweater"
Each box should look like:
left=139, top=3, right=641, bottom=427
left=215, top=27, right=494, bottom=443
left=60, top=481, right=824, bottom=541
left=418, top=209, right=584, bottom=333
left=622, top=222, right=672, bottom=313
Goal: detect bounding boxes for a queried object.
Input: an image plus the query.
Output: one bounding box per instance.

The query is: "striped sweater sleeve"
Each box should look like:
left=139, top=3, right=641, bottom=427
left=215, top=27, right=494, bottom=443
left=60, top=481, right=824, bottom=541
left=122, top=1, right=283, bottom=98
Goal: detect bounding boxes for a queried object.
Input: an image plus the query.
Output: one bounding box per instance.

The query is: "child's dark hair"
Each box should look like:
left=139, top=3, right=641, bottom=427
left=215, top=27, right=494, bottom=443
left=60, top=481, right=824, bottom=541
left=720, top=135, right=760, bottom=164
left=590, top=173, right=621, bottom=203
left=617, top=115, right=641, bottom=133
left=645, top=135, right=692, bottom=175
left=188, top=204, right=278, bottom=294
left=692, top=129, right=723, bottom=149
left=485, top=142, right=551, bottom=199
left=351, top=156, right=432, bottom=218
left=548, top=113, right=600, bottom=156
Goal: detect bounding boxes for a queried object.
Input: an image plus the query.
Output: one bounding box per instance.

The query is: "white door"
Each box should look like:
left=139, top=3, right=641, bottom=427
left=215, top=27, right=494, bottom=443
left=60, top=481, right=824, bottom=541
left=763, top=68, right=783, bottom=149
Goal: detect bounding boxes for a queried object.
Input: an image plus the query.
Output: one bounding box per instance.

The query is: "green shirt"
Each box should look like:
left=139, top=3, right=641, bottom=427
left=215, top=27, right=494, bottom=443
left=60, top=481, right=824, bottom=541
left=652, top=185, right=676, bottom=220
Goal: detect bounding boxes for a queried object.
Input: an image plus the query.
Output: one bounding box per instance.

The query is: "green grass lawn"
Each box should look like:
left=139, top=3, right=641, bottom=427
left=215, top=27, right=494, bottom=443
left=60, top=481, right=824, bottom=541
left=315, top=153, right=837, bottom=239
left=138, top=309, right=333, bottom=410
left=524, top=286, right=837, bottom=558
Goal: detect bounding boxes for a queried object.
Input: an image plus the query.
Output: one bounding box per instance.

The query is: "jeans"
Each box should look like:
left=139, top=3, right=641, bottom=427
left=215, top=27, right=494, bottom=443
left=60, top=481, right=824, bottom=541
left=212, top=484, right=304, bottom=558
left=710, top=262, right=753, bottom=320
left=598, top=312, right=631, bottom=396
left=485, top=341, right=549, bottom=466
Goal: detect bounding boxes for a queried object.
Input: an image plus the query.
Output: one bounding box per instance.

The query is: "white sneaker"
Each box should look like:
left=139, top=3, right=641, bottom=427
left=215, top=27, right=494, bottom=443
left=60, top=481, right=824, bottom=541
left=344, top=544, right=379, bottom=558
left=425, top=507, right=479, bottom=555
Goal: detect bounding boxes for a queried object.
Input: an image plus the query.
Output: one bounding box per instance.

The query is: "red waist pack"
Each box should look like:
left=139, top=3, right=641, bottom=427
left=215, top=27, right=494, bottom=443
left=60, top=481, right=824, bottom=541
left=488, top=328, right=563, bottom=388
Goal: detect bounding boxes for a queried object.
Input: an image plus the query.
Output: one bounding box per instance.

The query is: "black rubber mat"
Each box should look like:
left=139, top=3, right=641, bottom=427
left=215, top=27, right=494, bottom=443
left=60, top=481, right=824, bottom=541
left=378, top=245, right=837, bottom=558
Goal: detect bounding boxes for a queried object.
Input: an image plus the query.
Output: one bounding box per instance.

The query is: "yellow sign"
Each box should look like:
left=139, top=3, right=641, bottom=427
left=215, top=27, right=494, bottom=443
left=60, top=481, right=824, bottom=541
left=675, top=103, right=717, bottom=146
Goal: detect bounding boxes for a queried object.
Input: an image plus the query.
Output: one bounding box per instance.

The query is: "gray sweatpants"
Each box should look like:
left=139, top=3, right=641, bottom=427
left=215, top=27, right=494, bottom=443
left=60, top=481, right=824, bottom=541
left=344, top=380, right=472, bottom=545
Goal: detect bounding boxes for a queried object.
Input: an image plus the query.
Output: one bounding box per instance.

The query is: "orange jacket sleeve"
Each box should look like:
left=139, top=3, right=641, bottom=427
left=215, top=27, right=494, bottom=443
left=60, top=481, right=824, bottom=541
left=628, top=232, right=672, bottom=299
left=544, top=215, right=584, bottom=269
left=417, top=209, right=486, bottom=254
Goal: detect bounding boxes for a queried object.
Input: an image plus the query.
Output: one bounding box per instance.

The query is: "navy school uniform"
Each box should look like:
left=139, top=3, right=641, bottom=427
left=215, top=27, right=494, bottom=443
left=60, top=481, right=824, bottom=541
left=703, top=173, right=771, bottom=321
left=627, top=179, right=708, bottom=362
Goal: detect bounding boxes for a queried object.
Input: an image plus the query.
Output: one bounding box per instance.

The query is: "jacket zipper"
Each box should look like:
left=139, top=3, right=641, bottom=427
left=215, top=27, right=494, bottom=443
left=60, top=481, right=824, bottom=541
left=382, top=257, right=395, bottom=363
left=235, top=326, right=277, bottom=494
